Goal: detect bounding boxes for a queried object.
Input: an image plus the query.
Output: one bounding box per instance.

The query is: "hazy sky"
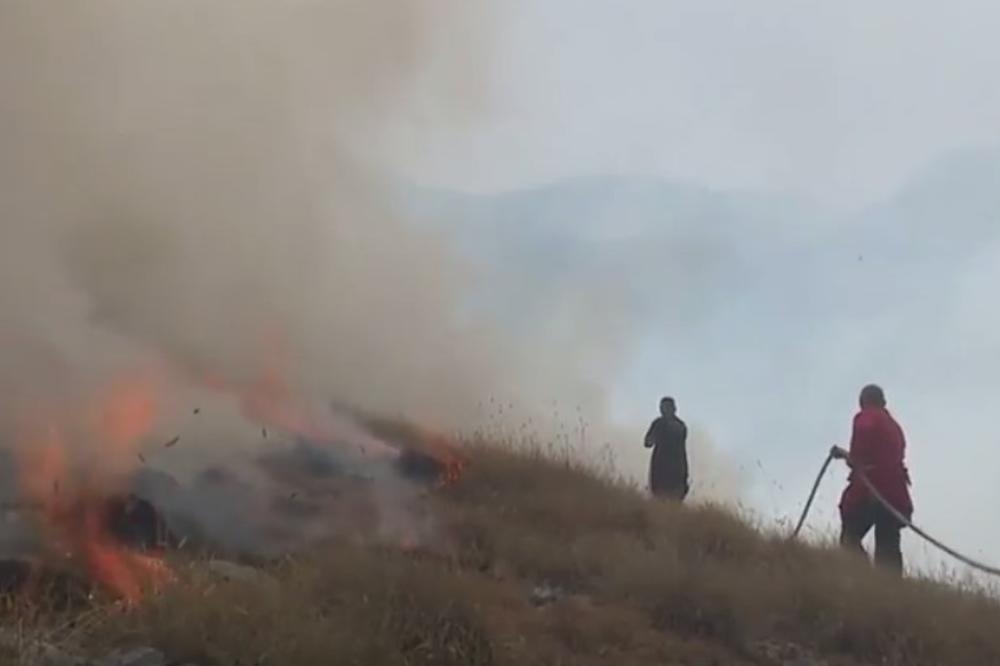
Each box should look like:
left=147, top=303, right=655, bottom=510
left=381, top=1, right=1000, bottom=577
left=387, top=0, right=1000, bottom=205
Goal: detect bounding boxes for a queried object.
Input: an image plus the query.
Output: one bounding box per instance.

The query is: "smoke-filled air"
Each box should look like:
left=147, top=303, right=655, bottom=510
left=7, top=3, right=1000, bottom=665
left=0, top=2, right=739, bottom=568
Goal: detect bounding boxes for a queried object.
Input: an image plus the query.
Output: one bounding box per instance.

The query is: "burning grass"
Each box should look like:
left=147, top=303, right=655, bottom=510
left=4, top=438, right=1000, bottom=665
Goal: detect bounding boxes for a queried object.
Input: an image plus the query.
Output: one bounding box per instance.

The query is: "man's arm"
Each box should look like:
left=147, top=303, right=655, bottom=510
left=832, top=414, right=877, bottom=467
left=644, top=421, right=657, bottom=448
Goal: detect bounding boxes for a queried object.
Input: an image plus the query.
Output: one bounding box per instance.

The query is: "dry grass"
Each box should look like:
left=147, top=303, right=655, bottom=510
left=4, top=440, right=1000, bottom=665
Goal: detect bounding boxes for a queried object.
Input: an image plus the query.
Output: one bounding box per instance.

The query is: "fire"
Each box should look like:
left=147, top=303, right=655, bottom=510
left=199, top=330, right=398, bottom=460
left=195, top=329, right=323, bottom=440
left=14, top=370, right=174, bottom=603
left=413, top=425, right=468, bottom=488
left=97, top=374, right=158, bottom=448
left=79, top=507, right=175, bottom=604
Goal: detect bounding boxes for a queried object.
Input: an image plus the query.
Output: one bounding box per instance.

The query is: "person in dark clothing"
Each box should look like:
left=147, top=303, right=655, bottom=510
left=831, top=384, right=913, bottom=576
left=644, top=397, right=689, bottom=501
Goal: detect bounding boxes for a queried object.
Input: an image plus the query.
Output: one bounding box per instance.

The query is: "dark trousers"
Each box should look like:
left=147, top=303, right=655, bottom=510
left=840, top=500, right=904, bottom=575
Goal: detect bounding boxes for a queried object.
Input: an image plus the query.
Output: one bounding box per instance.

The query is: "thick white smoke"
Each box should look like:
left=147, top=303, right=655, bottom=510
left=1, top=2, right=501, bottom=422
left=0, top=2, right=740, bottom=546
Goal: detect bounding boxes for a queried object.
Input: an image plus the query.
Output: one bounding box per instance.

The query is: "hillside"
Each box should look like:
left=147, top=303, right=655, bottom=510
left=3, top=440, right=999, bottom=666
left=403, top=163, right=1000, bottom=557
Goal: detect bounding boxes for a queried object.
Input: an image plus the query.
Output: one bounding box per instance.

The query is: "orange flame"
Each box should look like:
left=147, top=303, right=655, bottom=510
left=98, top=374, right=158, bottom=447
left=79, top=506, right=175, bottom=604
left=200, top=328, right=465, bottom=487
left=413, top=425, right=468, bottom=488
left=14, top=370, right=174, bottom=603
left=196, top=329, right=320, bottom=439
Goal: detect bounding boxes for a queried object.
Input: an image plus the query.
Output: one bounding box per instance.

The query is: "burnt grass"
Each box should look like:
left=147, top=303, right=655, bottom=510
left=4, top=441, right=1000, bottom=665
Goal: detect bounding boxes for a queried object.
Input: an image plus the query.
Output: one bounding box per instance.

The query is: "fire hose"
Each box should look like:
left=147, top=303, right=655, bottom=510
left=792, top=450, right=1000, bottom=577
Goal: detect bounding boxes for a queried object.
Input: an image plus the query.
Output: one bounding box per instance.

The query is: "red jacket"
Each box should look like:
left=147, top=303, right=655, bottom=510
left=839, top=406, right=913, bottom=519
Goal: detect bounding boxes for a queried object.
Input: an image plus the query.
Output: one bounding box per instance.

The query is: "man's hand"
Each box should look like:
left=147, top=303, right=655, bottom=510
left=830, top=445, right=849, bottom=460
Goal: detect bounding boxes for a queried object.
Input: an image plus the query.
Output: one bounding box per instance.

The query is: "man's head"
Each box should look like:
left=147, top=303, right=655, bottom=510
left=859, top=384, right=886, bottom=409
left=659, top=396, right=677, bottom=417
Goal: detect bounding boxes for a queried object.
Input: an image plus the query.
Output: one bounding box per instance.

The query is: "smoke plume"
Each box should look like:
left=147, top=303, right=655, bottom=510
left=3, top=1, right=500, bottom=418
left=0, top=2, right=738, bottom=557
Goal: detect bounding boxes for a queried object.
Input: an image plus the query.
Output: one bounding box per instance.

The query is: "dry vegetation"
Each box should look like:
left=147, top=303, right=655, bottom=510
left=4, top=442, right=1000, bottom=666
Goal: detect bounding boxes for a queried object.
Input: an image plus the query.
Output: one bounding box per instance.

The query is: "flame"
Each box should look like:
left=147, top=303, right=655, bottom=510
left=14, top=370, right=174, bottom=603
left=196, top=329, right=321, bottom=439
left=413, top=425, right=468, bottom=488
left=97, top=374, right=158, bottom=448
left=80, top=509, right=176, bottom=604
left=200, top=329, right=397, bottom=460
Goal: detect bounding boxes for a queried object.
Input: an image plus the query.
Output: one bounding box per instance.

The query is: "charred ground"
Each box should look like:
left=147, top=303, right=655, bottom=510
left=3, top=439, right=1000, bottom=666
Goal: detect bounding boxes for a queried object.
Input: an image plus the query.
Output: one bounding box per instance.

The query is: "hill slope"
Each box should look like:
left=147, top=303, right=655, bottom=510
left=5, top=441, right=1000, bottom=666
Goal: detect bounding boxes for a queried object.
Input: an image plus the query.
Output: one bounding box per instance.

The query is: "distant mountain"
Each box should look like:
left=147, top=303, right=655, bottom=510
left=402, top=175, right=829, bottom=330
left=397, top=149, right=1000, bottom=397
left=403, top=147, right=1000, bottom=320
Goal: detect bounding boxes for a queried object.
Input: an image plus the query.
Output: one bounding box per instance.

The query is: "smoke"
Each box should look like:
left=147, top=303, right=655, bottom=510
left=0, top=0, right=637, bottom=450
left=0, top=1, right=739, bottom=561
left=2, top=2, right=500, bottom=419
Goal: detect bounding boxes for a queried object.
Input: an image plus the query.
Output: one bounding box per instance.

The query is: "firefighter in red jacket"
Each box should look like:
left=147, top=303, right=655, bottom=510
left=831, top=384, right=913, bottom=575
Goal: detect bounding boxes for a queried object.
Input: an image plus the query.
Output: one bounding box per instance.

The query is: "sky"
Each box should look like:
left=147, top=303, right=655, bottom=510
left=379, top=1, right=1000, bottom=578
left=385, top=0, right=1000, bottom=206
